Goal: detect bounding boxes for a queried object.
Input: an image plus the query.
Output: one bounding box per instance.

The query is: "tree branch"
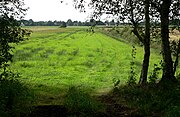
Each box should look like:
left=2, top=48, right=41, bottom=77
left=150, top=1, right=161, bottom=13
left=129, top=0, right=144, bottom=44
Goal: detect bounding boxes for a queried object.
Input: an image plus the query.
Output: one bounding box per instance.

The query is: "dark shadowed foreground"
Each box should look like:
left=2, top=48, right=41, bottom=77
left=23, top=82, right=180, bottom=117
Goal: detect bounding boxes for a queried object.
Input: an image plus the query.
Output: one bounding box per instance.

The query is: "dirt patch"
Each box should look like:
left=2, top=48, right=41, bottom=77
left=26, top=105, right=67, bottom=117
left=25, top=95, right=142, bottom=117
left=98, top=94, right=142, bottom=117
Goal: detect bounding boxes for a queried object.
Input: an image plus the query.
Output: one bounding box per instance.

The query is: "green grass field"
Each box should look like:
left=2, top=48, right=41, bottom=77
left=11, top=26, right=162, bottom=105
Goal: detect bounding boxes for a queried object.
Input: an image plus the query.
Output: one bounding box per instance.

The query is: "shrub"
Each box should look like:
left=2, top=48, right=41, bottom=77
left=0, top=72, right=33, bottom=117
left=149, top=63, right=162, bottom=84
left=114, top=82, right=180, bottom=117
left=127, top=46, right=137, bottom=86
left=60, top=22, right=67, bottom=28
left=166, top=106, right=180, bottom=117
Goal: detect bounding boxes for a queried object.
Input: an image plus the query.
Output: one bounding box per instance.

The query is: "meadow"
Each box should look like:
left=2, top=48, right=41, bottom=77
left=11, top=26, right=162, bottom=105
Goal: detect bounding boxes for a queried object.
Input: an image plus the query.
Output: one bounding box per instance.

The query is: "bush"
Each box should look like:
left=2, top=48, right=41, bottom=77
left=113, top=83, right=180, bottom=117
left=148, top=63, right=162, bottom=84
left=0, top=73, right=33, bottom=117
left=60, top=22, right=67, bottom=28
left=127, top=46, right=137, bottom=86
left=166, top=105, right=180, bottom=117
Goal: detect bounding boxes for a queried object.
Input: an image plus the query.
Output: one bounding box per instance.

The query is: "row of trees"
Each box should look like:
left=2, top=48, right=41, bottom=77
left=73, top=0, right=180, bottom=86
left=21, top=18, right=179, bottom=27
left=20, top=19, right=117, bottom=26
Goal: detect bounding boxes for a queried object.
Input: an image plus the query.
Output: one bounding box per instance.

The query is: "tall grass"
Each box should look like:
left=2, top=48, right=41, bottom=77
left=64, top=86, right=103, bottom=116
left=10, top=26, right=162, bottom=105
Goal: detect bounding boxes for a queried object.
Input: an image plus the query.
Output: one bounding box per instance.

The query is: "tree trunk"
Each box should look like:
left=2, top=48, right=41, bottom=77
left=173, top=40, right=180, bottom=75
left=139, top=44, right=150, bottom=85
left=160, top=0, right=176, bottom=83
left=139, top=0, right=150, bottom=86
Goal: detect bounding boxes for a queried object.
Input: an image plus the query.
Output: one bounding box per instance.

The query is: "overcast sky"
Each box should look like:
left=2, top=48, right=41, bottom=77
left=24, top=0, right=92, bottom=21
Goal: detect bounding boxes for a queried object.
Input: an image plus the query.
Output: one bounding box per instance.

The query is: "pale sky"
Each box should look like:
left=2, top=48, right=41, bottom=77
left=24, top=0, right=92, bottom=21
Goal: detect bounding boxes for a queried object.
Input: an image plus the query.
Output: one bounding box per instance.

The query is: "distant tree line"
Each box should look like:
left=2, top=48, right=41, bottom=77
left=20, top=19, right=115, bottom=26
left=19, top=19, right=123, bottom=27
left=21, top=18, right=179, bottom=27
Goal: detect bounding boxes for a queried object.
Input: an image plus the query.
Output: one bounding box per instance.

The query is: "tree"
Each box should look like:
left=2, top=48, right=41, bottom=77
left=47, top=20, right=54, bottom=26
left=78, top=21, right=83, bottom=26
left=150, top=0, right=179, bottom=83
left=60, top=21, right=67, bottom=28
left=96, top=20, right=105, bottom=25
left=73, top=0, right=180, bottom=85
left=28, top=19, right=34, bottom=26
left=160, top=0, right=175, bottom=82
left=73, top=0, right=151, bottom=86
left=124, top=0, right=151, bottom=85
left=73, top=21, right=79, bottom=26
left=0, top=0, right=30, bottom=78
left=90, top=18, right=96, bottom=27
left=67, top=19, right=73, bottom=26
left=140, top=0, right=150, bottom=85
left=109, top=19, right=115, bottom=26
left=105, top=20, right=109, bottom=27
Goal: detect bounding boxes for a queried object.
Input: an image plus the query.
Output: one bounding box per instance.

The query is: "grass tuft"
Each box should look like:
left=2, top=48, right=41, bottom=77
left=64, top=86, right=104, bottom=116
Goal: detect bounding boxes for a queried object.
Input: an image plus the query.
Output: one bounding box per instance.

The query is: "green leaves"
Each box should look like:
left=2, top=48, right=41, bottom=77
left=127, top=46, right=137, bottom=86
left=0, top=1, right=31, bottom=78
